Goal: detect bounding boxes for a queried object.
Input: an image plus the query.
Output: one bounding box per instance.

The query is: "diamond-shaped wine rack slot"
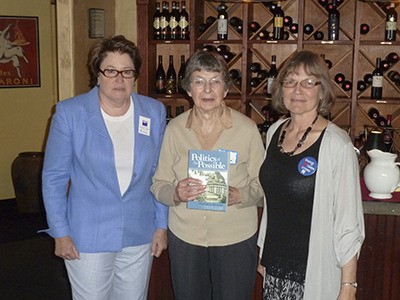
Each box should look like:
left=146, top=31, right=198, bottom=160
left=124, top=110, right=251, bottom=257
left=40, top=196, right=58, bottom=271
left=248, top=3, right=273, bottom=42
left=303, top=0, right=354, bottom=42
left=330, top=102, right=351, bottom=129
left=247, top=45, right=297, bottom=97
left=197, top=1, right=242, bottom=41
left=359, top=1, right=387, bottom=41
left=358, top=47, right=400, bottom=99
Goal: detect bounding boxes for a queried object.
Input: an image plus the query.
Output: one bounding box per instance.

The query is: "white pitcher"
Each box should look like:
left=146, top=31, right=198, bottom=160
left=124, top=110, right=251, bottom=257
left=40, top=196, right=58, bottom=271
left=364, top=149, right=400, bottom=199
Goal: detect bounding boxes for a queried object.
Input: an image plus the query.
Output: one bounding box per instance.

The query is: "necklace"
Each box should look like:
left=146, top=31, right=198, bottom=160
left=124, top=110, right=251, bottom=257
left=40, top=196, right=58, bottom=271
left=278, top=114, right=319, bottom=156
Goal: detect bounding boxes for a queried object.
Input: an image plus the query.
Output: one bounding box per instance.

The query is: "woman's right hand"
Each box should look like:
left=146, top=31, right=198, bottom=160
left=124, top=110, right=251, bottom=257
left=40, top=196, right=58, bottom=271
left=54, top=236, right=80, bottom=260
left=174, top=178, right=206, bottom=204
left=257, top=260, right=264, bottom=277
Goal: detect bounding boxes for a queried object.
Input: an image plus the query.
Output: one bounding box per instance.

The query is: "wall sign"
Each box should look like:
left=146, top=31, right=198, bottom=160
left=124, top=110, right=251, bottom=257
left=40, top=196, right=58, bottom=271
left=89, top=9, right=105, bottom=38
left=0, top=16, right=40, bottom=88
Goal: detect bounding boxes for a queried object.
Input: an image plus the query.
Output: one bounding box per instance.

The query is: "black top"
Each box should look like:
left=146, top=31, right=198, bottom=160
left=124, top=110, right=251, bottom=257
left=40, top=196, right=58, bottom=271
left=259, top=122, right=325, bottom=284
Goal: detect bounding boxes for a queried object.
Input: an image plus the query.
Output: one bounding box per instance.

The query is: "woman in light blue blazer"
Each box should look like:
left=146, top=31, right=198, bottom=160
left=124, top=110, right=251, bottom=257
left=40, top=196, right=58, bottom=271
left=41, top=35, right=168, bottom=300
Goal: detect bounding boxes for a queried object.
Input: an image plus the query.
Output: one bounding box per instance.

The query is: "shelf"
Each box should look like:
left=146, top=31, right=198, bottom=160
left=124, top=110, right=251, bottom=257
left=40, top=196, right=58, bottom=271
left=137, top=0, right=400, bottom=140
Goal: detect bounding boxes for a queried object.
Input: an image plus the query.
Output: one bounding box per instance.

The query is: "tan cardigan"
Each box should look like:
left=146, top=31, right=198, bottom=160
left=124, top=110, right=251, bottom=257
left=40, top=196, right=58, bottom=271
left=151, top=106, right=265, bottom=247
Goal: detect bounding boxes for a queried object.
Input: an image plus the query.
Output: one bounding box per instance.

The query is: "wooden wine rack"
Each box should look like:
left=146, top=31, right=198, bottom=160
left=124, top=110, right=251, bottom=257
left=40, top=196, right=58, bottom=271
left=136, top=0, right=400, bottom=144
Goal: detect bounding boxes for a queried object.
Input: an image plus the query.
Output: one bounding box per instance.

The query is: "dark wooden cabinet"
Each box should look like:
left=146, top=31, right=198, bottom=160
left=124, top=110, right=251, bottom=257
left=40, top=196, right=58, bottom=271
left=147, top=212, right=400, bottom=300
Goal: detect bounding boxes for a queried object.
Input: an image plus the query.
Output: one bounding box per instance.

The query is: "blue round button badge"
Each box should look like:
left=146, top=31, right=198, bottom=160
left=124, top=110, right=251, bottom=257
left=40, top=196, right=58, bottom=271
left=297, top=156, right=318, bottom=176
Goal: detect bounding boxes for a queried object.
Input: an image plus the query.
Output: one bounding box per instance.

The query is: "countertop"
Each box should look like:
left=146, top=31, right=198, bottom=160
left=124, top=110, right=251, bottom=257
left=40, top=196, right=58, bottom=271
left=363, top=201, right=400, bottom=216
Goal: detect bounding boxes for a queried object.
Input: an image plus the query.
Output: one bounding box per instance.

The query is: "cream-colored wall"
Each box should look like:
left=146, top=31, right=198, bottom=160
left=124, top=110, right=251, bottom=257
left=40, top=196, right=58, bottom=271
left=0, top=0, right=57, bottom=199
left=1, top=0, right=137, bottom=200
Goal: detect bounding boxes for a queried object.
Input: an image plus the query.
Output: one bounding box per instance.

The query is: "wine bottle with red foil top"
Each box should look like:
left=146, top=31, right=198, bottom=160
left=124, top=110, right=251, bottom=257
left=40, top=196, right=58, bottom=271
left=371, top=57, right=383, bottom=100
left=385, top=3, right=397, bottom=41
left=217, top=2, right=228, bottom=40
left=360, top=23, right=370, bottom=35
left=328, top=0, right=340, bottom=41
left=153, top=2, right=162, bottom=40
left=273, top=1, right=284, bottom=40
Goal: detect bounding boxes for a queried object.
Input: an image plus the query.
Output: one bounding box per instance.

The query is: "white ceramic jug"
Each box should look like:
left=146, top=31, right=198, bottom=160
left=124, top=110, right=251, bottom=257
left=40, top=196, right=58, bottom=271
left=364, top=149, right=400, bottom=199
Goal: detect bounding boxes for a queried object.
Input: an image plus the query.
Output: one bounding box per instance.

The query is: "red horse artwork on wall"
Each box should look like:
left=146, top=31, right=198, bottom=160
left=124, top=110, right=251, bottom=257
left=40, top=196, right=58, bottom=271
left=0, top=16, right=40, bottom=88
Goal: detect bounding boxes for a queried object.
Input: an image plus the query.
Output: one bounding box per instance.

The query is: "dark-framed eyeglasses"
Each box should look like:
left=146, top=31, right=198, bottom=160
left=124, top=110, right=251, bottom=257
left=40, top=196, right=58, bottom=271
left=99, top=68, right=136, bottom=79
left=281, top=79, right=321, bottom=89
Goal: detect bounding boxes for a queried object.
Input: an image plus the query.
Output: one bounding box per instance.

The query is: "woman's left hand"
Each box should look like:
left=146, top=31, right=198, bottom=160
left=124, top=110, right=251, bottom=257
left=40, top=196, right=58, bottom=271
left=151, top=228, right=168, bottom=257
left=228, top=186, right=242, bottom=206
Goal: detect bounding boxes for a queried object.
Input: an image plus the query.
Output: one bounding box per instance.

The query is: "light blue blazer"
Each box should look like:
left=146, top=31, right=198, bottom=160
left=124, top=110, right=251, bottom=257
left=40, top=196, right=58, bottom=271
left=42, top=87, right=168, bottom=252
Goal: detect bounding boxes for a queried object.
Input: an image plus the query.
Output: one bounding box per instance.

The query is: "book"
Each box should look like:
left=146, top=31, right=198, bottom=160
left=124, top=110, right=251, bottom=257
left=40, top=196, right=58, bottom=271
left=187, top=149, right=229, bottom=212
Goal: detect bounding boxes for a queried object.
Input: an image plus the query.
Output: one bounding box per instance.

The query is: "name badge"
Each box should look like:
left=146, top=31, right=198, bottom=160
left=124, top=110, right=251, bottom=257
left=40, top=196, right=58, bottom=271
left=298, top=156, right=318, bottom=176
left=218, top=149, right=238, bottom=165
left=138, top=116, right=151, bottom=136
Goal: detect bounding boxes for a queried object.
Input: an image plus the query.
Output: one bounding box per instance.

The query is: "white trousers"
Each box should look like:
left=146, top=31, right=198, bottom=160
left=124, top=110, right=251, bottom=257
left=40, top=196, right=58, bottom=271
left=65, top=243, right=153, bottom=300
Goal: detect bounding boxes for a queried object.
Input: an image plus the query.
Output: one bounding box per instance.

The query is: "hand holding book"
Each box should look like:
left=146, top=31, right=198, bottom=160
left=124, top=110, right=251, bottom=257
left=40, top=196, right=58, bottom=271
left=174, top=178, right=206, bottom=204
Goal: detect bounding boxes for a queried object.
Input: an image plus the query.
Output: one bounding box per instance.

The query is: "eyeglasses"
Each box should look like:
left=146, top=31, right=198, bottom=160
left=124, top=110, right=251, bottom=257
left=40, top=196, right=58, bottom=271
left=281, top=79, right=321, bottom=89
left=191, top=77, right=225, bottom=90
left=99, top=68, right=136, bottom=79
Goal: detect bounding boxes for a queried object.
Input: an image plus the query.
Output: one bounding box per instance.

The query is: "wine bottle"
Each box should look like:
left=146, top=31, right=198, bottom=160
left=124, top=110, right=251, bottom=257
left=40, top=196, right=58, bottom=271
left=169, top=1, right=180, bottom=40
left=371, top=57, right=383, bottom=100
left=342, top=80, right=352, bottom=91
left=203, top=44, right=217, bottom=52
left=388, top=70, right=400, bottom=83
left=249, top=62, right=261, bottom=73
left=383, top=114, right=393, bottom=152
left=258, top=30, right=271, bottom=40
left=380, top=59, right=390, bottom=72
left=230, top=17, right=244, bottom=34
left=206, top=16, right=217, bottom=25
left=318, top=0, right=329, bottom=8
left=334, top=73, right=345, bottom=84
left=160, top=1, right=170, bottom=40
left=387, top=52, right=399, bottom=65
left=273, top=1, right=284, bottom=40
left=155, top=55, right=166, bottom=94
left=199, top=23, right=208, bottom=34
left=229, top=69, right=241, bottom=80
left=257, top=69, right=269, bottom=81
left=284, top=16, right=293, bottom=27
left=216, top=44, right=230, bottom=55
left=304, top=24, right=314, bottom=35
left=166, top=55, right=177, bottom=95
left=367, top=107, right=380, bottom=120
left=178, top=55, right=186, bottom=94
left=376, top=115, right=387, bottom=127
left=166, top=105, right=173, bottom=124
left=217, top=2, right=228, bottom=40
left=357, top=80, right=367, bottom=92
left=289, top=23, right=299, bottom=34
left=385, top=3, right=397, bottom=41
left=364, top=73, right=373, bottom=85
left=250, top=77, right=261, bottom=88
left=328, top=0, right=340, bottom=41
left=314, top=31, right=324, bottom=40
left=266, top=55, right=278, bottom=97
left=153, top=2, right=162, bottom=40
left=320, top=54, right=333, bottom=69
left=249, top=21, right=261, bottom=33
left=179, top=1, right=189, bottom=40
left=360, top=23, right=370, bottom=35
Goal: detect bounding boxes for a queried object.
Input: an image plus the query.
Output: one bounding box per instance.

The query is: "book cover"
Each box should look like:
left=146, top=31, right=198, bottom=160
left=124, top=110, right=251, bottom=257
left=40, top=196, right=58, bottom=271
left=187, top=149, right=229, bottom=212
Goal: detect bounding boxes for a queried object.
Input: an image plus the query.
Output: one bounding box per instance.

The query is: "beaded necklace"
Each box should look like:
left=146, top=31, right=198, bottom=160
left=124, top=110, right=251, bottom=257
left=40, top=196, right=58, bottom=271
left=278, top=114, right=319, bottom=156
